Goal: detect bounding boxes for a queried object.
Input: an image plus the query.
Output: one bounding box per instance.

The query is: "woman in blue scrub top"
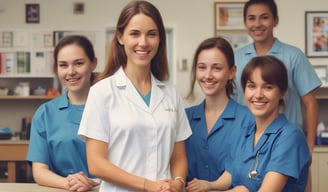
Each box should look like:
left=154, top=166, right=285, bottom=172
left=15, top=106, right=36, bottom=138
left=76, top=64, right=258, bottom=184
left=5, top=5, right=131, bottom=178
left=27, top=35, right=98, bottom=191
left=78, top=1, right=192, bottom=192
left=184, top=37, right=254, bottom=186
left=186, top=56, right=310, bottom=192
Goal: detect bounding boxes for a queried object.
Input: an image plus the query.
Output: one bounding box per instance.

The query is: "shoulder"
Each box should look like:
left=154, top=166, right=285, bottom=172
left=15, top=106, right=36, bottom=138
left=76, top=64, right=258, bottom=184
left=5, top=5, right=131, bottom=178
left=275, top=39, right=306, bottom=57
left=229, top=99, right=253, bottom=116
left=273, top=116, right=307, bottom=144
left=33, top=94, right=67, bottom=118
left=235, top=43, right=253, bottom=56
left=185, top=102, right=203, bottom=115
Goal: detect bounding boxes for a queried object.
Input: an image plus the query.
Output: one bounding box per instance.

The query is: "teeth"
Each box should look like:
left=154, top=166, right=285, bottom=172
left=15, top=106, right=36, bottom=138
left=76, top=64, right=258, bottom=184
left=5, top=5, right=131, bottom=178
left=67, top=78, right=79, bottom=82
left=253, top=101, right=266, bottom=106
left=204, top=81, right=214, bottom=85
left=136, top=51, right=148, bottom=55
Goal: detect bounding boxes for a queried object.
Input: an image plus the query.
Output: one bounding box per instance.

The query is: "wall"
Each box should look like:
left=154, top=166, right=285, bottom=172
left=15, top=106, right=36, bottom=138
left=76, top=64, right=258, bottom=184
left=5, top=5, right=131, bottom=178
left=1, top=0, right=328, bottom=131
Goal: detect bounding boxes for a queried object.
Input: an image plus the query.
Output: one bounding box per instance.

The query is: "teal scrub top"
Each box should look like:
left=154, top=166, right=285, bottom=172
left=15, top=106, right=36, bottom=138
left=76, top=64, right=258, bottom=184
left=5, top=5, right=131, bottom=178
left=226, top=114, right=309, bottom=192
left=26, top=92, right=93, bottom=177
left=185, top=99, right=254, bottom=182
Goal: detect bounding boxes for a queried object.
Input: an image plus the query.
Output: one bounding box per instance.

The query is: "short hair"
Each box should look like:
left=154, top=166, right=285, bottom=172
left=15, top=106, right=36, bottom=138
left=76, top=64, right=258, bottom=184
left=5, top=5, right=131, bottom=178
left=243, top=0, right=278, bottom=22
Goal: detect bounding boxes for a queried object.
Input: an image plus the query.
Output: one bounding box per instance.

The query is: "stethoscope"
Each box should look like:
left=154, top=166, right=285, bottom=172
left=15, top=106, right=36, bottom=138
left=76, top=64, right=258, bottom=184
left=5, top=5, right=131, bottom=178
left=248, top=150, right=260, bottom=179
left=248, top=135, right=270, bottom=179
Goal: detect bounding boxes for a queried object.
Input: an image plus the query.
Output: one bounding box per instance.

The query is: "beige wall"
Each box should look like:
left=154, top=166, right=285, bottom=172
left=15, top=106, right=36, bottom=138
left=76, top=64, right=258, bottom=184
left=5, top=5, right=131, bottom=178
left=0, top=0, right=327, bottom=107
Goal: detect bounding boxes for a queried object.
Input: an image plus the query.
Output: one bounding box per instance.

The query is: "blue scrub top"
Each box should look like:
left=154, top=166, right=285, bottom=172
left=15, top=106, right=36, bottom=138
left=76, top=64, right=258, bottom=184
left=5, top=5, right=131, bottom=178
left=227, top=114, right=309, bottom=192
left=234, top=38, right=321, bottom=130
left=26, top=92, right=93, bottom=177
left=185, top=99, right=254, bottom=182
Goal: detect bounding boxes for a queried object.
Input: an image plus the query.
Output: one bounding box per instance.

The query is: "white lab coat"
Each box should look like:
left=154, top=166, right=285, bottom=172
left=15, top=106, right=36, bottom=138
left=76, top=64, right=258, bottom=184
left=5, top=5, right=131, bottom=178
left=78, top=67, right=192, bottom=192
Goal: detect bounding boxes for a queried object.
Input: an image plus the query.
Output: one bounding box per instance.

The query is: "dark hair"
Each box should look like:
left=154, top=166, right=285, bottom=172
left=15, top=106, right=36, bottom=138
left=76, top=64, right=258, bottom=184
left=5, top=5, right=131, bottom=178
left=186, top=36, right=236, bottom=100
left=241, top=55, right=288, bottom=107
left=96, top=0, right=169, bottom=82
left=243, top=0, right=278, bottom=22
left=53, top=35, right=96, bottom=83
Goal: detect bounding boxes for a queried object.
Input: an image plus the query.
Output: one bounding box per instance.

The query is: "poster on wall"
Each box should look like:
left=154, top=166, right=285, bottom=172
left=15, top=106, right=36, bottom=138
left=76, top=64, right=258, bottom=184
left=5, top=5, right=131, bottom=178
left=305, top=11, right=328, bottom=57
left=25, top=4, right=40, bottom=24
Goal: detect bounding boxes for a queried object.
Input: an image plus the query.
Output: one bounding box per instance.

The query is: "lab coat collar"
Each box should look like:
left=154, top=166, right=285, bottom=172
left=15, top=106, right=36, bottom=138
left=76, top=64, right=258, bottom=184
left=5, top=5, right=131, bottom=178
left=114, top=67, right=165, bottom=113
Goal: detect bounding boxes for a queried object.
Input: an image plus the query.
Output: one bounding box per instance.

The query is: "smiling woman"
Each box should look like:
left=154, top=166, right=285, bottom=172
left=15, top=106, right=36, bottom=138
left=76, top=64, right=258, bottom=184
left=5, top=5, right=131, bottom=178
left=77, top=1, right=192, bottom=191
left=26, top=35, right=99, bottom=191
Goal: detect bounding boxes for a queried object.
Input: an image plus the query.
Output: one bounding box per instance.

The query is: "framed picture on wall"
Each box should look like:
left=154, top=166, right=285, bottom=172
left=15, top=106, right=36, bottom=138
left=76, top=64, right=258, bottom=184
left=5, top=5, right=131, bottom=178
left=25, top=4, right=40, bottom=23
left=305, top=11, right=328, bottom=57
left=214, top=2, right=245, bottom=31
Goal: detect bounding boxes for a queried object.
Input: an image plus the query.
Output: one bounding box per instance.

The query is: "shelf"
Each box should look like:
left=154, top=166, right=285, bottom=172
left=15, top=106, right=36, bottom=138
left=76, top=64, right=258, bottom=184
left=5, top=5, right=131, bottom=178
left=0, top=95, right=58, bottom=100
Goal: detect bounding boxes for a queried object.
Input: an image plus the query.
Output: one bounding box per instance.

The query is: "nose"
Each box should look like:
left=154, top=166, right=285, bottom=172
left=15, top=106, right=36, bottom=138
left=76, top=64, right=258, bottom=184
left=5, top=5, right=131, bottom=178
left=138, top=35, right=147, bottom=46
left=254, top=18, right=261, bottom=27
left=68, top=65, right=76, bottom=75
left=254, top=87, right=264, bottom=98
left=204, top=68, right=213, bottom=79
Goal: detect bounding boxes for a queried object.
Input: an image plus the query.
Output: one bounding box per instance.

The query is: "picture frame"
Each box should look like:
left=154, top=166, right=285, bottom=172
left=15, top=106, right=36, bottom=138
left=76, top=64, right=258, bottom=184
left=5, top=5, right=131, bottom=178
left=25, top=4, right=40, bottom=24
left=305, top=11, right=328, bottom=57
left=214, top=2, right=245, bottom=31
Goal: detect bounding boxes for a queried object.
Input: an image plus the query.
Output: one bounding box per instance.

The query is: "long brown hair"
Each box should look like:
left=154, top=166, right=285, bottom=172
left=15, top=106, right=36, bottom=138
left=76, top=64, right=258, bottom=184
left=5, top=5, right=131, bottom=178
left=95, top=0, right=169, bottom=83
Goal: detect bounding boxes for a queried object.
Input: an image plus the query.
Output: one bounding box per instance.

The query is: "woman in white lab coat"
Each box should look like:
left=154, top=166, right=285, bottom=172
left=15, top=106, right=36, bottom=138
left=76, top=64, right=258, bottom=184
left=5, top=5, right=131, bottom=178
left=78, top=1, right=192, bottom=192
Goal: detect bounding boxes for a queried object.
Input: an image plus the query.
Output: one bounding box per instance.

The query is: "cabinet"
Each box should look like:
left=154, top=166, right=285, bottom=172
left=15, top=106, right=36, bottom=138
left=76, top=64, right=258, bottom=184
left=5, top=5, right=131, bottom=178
left=311, top=146, right=328, bottom=192
left=0, top=140, right=30, bottom=183
left=0, top=29, right=60, bottom=133
left=0, top=75, right=58, bottom=133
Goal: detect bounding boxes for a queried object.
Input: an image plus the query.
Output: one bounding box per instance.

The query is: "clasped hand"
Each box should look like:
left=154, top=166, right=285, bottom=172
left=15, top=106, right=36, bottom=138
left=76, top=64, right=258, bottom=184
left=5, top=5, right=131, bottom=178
left=146, top=178, right=184, bottom=192
left=66, top=171, right=98, bottom=192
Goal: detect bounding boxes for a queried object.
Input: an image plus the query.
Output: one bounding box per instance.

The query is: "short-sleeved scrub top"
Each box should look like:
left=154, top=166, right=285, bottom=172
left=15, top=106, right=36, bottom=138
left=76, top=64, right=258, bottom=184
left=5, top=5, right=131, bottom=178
left=26, top=92, right=93, bottom=177
left=185, top=99, right=254, bottom=182
left=234, top=38, right=321, bottom=130
left=226, top=114, right=310, bottom=192
left=78, top=67, right=192, bottom=192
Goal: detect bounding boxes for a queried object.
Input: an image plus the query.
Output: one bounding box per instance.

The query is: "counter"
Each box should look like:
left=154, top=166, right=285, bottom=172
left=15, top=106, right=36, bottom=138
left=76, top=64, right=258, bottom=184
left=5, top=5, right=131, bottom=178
left=0, top=183, right=99, bottom=192
left=0, top=140, right=29, bottom=182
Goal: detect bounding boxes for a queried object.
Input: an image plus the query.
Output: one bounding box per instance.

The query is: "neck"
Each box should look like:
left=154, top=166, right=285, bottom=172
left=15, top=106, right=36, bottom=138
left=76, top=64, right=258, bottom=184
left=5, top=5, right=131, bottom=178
left=67, top=88, right=89, bottom=105
left=254, top=37, right=275, bottom=56
left=205, top=94, right=229, bottom=110
left=124, top=65, right=151, bottom=95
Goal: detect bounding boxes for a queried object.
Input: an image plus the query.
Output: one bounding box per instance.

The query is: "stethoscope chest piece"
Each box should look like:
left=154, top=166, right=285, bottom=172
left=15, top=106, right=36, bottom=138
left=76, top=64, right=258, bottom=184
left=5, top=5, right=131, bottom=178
left=248, top=170, right=258, bottom=179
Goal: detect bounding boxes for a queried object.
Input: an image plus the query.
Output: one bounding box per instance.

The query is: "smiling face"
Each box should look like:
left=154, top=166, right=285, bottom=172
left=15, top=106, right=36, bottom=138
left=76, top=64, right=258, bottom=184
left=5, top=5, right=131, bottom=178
left=196, top=48, right=235, bottom=98
left=57, top=44, right=96, bottom=95
left=244, top=3, right=278, bottom=44
left=244, top=67, right=282, bottom=121
left=117, top=13, right=160, bottom=70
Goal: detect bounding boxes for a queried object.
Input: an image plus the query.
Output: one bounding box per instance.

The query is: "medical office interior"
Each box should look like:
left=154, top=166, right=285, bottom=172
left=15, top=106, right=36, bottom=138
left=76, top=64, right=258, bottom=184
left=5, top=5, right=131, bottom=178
left=0, top=0, right=328, bottom=191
